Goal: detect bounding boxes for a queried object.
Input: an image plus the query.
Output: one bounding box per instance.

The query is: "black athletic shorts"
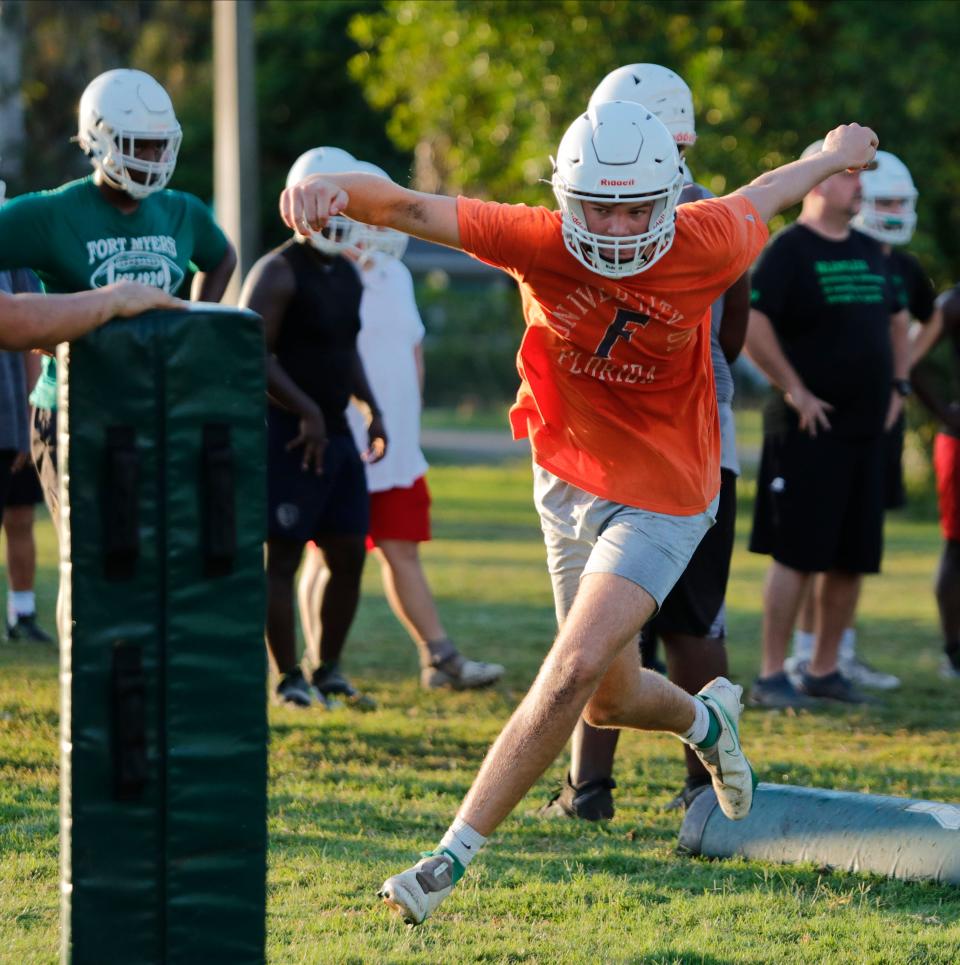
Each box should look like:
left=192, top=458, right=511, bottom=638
left=267, top=408, right=369, bottom=543
left=5, top=460, right=44, bottom=508
left=644, top=468, right=736, bottom=640
left=883, top=412, right=906, bottom=511
left=30, top=407, right=59, bottom=528
left=0, top=449, right=17, bottom=518
left=749, top=428, right=885, bottom=574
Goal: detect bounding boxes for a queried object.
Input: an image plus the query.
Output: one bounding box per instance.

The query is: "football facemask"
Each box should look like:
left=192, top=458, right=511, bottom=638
left=853, top=150, right=918, bottom=245
left=552, top=100, right=684, bottom=277
left=77, top=69, right=182, bottom=200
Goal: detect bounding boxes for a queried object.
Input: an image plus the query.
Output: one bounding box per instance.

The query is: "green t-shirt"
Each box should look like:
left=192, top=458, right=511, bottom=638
left=0, top=176, right=229, bottom=409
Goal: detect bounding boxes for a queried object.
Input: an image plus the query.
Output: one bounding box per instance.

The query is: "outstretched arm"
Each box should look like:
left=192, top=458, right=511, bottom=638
left=0, top=282, right=182, bottom=351
left=733, top=124, right=878, bottom=223
left=279, top=173, right=461, bottom=250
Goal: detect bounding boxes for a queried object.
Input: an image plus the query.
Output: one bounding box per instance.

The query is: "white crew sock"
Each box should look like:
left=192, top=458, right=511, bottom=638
left=839, top=627, right=857, bottom=660
left=792, top=629, right=815, bottom=661
left=678, top=696, right=711, bottom=746
left=438, top=816, right=487, bottom=870
left=8, top=590, right=35, bottom=624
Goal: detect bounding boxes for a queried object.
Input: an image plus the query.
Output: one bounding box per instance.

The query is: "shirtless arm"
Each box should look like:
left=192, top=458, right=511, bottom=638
left=239, top=253, right=327, bottom=473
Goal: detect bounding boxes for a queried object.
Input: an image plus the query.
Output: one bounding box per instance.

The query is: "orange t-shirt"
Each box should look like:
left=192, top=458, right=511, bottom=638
left=457, top=194, right=769, bottom=514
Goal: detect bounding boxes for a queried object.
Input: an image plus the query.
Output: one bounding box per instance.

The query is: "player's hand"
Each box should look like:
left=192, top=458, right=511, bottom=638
left=821, top=123, right=879, bottom=173
left=364, top=412, right=388, bottom=464
left=287, top=408, right=328, bottom=474
left=280, top=175, right=349, bottom=237
left=106, top=281, right=183, bottom=317
left=785, top=383, right=834, bottom=437
left=884, top=391, right=904, bottom=431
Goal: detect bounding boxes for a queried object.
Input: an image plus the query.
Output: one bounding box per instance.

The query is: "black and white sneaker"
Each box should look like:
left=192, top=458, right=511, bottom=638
left=275, top=669, right=314, bottom=708
left=538, top=772, right=615, bottom=822
left=312, top=664, right=377, bottom=710
left=7, top=614, right=54, bottom=643
left=798, top=669, right=868, bottom=704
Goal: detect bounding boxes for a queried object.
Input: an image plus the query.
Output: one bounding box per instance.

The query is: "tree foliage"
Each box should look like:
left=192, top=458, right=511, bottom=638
left=350, top=0, right=960, bottom=285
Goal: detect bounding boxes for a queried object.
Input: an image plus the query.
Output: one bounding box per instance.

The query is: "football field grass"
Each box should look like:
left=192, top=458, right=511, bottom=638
left=1, top=451, right=959, bottom=962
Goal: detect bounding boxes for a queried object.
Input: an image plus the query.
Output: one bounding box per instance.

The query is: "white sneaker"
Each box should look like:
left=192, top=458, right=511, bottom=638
left=421, top=657, right=505, bottom=691
left=839, top=654, right=901, bottom=691
left=692, top=677, right=757, bottom=821
left=379, top=851, right=459, bottom=925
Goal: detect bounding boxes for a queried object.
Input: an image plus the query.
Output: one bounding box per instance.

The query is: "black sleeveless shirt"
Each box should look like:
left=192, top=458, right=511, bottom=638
left=273, top=238, right=362, bottom=435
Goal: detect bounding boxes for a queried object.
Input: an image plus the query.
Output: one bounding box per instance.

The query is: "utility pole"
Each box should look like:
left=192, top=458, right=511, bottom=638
left=213, top=0, right=259, bottom=304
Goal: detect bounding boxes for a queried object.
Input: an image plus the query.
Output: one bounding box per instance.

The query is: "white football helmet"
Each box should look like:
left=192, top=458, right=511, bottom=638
left=77, top=69, right=182, bottom=200
left=589, top=64, right=696, bottom=148
left=286, top=147, right=367, bottom=255
left=551, top=100, right=684, bottom=277
left=351, top=162, right=409, bottom=261
left=853, top=150, right=918, bottom=245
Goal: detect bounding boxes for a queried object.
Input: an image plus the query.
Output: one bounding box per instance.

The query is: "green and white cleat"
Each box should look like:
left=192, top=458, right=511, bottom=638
left=693, top=677, right=757, bottom=821
left=379, top=850, right=462, bottom=925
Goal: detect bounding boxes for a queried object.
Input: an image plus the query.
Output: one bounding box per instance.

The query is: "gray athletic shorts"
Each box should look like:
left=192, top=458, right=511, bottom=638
left=533, top=465, right=719, bottom=624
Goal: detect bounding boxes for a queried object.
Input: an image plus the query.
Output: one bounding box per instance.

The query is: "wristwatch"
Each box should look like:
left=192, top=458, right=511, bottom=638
left=892, top=378, right=912, bottom=398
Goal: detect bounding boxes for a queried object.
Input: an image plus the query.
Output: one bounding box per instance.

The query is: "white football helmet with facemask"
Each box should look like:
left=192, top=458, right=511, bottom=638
left=589, top=64, right=697, bottom=149
left=853, top=150, right=918, bottom=245
left=351, top=162, right=409, bottom=261
left=77, top=69, right=182, bottom=200
left=551, top=100, right=684, bottom=278
left=286, top=147, right=367, bottom=255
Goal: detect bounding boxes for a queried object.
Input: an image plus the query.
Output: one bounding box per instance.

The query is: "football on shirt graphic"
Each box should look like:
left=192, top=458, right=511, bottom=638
left=90, top=251, right=185, bottom=293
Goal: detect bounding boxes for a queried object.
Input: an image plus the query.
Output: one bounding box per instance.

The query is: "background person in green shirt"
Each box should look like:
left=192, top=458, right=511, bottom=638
left=0, top=67, right=236, bottom=527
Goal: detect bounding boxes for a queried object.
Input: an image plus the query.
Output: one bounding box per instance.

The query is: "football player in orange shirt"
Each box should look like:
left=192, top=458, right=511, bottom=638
left=280, top=103, right=878, bottom=926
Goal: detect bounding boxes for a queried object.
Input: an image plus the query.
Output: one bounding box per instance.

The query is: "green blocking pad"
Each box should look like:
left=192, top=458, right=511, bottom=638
left=58, top=306, right=267, bottom=964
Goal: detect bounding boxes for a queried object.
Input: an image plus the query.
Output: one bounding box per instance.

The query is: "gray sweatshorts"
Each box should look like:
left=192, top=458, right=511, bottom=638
left=534, top=465, right=718, bottom=625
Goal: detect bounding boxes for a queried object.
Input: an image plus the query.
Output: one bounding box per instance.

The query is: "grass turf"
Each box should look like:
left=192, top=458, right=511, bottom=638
left=2, top=450, right=960, bottom=963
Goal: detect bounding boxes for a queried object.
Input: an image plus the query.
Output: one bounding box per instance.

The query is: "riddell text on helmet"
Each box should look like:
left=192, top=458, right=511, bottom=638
left=599, top=178, right=636, bottom=187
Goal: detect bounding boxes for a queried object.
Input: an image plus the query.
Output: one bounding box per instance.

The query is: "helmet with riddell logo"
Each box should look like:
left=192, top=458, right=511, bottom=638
left=853, top=150, right=918, bottom=245
left=589, top=64, right=696, bottom=148
left=286, top=147, right=366, bottom=255
left=77, top=69, right=182, bottom=200
left=551, top=100, right=684, bottom=277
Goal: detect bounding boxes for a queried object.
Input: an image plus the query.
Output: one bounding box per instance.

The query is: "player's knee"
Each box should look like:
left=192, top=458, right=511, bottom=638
left=582, top=691, right=628, bottom=729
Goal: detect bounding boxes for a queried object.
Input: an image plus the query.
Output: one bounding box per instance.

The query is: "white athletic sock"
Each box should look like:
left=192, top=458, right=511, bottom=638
left=839, top=627, right=857, bottom=661
left=792, top=629, right=815, bottom=661
left=678, top=696, right=711, bottom=746
left=438, top=816, right=487, bottom=870
left=8, top=590, right=35, bottom=624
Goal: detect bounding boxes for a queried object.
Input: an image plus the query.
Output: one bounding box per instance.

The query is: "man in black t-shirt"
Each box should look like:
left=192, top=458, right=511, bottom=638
left=240, top=147, right=387, bottom=710
left=787, top=151, right=938, bottom=692
left=745, top=140, right=910, bottom=708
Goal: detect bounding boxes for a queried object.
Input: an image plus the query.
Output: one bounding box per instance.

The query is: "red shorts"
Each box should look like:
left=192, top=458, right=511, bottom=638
left=934, top=433, right=960, bottom=542
left=366, top=475, right=432, bottom=549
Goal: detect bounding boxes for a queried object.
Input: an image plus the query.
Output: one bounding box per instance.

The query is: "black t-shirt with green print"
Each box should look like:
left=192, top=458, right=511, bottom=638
left=884, top=247, right=936, bottom=324
left=751, top=223, right=903, bottom=439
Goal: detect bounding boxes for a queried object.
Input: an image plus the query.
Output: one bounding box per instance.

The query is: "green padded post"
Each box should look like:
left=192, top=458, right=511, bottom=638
left=59, top=306, right=267, bottom=964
